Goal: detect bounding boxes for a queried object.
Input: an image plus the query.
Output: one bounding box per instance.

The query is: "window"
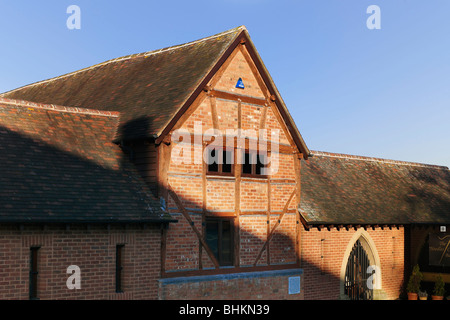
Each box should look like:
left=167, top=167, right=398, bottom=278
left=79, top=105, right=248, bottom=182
left=115, top=244, right=124, bottom=293
left=29, top=247, right=40, bottom=300
left=205, top=218, right=234, bottom=266
left=206, top=148, right=234, bottom=176
left=206, top=147, right=268, bottom=178
left=242, top=151, right=267, bottom=177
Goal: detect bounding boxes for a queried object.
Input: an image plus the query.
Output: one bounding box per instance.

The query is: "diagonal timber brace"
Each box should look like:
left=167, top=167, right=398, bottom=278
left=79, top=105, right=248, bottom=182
left=253, top=188, right=297, bottom=266
left=167, top=185, right=220, bottom=269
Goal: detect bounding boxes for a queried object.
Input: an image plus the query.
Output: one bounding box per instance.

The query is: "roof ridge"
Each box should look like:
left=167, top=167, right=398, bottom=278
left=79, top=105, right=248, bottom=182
left=310, top=150, right=449, bottom=170
left=0, top=97, right=120, bottom=118
left=141, top=25, right=246, bottom=58
left=0, top=26, right=247, bottom=98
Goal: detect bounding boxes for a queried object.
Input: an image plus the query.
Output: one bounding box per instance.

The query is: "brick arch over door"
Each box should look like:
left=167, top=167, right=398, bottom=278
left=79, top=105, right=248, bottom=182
left=339, top=229, right=382, bottom=299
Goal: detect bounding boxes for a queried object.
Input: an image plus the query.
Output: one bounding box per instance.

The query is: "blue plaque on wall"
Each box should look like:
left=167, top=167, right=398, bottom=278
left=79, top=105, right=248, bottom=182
left=236, top=78, right=245, bottom=89
left=288, top=276, right=301, bottom=294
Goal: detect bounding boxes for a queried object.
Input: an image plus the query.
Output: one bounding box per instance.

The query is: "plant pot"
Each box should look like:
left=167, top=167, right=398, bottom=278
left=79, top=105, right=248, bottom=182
left=431, top=295, right=444, bottom=300
left=407, top=292, right=418, bottom=300
left=419, top=296, right=427, bottom=300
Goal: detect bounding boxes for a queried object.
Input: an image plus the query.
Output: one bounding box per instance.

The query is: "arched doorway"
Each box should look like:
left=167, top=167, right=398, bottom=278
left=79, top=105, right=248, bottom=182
left=340, top=230, right=382, bottom=300
left=344, top=240, right=373, bottom=300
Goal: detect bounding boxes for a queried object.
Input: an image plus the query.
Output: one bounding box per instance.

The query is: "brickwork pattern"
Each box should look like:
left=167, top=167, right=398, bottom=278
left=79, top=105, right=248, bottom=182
left=301, top=225, right=405, bottom=300
left=0, top=225, right=161, bottom=300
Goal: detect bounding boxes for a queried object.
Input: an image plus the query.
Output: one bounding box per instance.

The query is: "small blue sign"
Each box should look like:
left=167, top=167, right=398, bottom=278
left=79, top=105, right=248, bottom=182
left=288, top=276, right=301, bottom=294
left=236, top=77, right=245, bottom=89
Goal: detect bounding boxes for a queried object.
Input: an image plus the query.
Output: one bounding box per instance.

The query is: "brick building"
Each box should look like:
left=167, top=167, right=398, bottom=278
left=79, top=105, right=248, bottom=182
left=0, top=26, right=449, bottom=300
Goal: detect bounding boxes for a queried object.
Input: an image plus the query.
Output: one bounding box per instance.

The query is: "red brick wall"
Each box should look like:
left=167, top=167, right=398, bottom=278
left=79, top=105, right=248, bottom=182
left=159, top=269, right=304, bottom=300
left=239, top=216, right=268, bottom=266
left=165, top=214, right=202, bottom=271
left=0, top=224, right=161, bottom=300
left=269, top=214, right=297, bottom=265
left=300, top=225, right=405, bottom=300
left=214, top=49, right=266, bottom=98
left=240, top=181, right=268, bottom=212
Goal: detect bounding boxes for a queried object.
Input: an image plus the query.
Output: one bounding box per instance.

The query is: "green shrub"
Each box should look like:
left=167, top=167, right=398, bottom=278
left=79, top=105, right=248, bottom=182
left=433, top=274, right=445, bottom=297
left=406, top=264, right=423, bottom=293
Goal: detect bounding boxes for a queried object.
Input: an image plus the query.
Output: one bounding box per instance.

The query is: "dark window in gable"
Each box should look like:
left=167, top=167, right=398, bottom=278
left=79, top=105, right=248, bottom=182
left=255, top=154, right=266, bottom=175
left=207, top=148, right=219, bottom=173
left=222, top=150, right=233, bottom=173
left=242, top=152, right=253, bottom=174
left=242, top=151, right=267, bottom=177
left=206, top=148, right=234, bottom=176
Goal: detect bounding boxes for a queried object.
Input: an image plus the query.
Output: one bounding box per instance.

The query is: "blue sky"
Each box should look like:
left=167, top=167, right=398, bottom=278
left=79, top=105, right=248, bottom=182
left=0, top=0, right=449, bottom=167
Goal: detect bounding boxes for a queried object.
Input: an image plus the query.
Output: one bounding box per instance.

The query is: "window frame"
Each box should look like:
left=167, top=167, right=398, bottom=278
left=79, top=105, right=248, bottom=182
left=115, top=244, right=125, bottom=293
left=206, top=147, right=235, bottom=177
left=205, top=145, right=269, bottom=179
left=205, top=217, right=234, bottom=267
left=29, top=246, right=40, bottom=300
left=241, top=150, right=269, bottom=178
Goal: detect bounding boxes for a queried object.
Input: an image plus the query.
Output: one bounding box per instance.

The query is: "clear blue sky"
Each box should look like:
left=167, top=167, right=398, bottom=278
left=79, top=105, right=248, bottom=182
left=0, top=0, right=449, bottom=167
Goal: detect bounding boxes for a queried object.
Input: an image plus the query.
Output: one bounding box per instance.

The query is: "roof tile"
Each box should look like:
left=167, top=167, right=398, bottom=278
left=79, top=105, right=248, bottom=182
left=0, top=99, right=172, bottom=223
left=0, top=27, right=245, bottom=142
left=300, top=151, right=450, bottom=225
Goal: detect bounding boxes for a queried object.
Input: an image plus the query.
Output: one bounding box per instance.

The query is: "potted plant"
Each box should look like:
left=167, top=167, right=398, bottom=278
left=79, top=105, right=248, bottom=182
left=418, top=290, right=428, bottom=300
left=431, top=274, right=445, bottom=300
left=406, top=264, right=423, bottom=300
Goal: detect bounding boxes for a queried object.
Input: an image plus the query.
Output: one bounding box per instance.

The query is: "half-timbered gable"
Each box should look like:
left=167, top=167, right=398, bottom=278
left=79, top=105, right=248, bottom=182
left=163, top=31, right=304, bottom=276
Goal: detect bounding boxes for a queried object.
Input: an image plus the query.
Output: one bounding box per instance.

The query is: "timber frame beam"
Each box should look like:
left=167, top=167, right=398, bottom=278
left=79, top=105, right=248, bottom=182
left=168, top=185, right=220, bottom=269
left=253, top=188, right=297, bottom=266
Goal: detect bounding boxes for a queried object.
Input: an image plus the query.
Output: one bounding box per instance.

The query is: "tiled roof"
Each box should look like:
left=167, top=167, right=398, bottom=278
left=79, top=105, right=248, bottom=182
left=300, top=151, right=450, bottom=225
left=0, top=27, right=245, bottom=142
left=0, top=98, right=173, bottom=223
